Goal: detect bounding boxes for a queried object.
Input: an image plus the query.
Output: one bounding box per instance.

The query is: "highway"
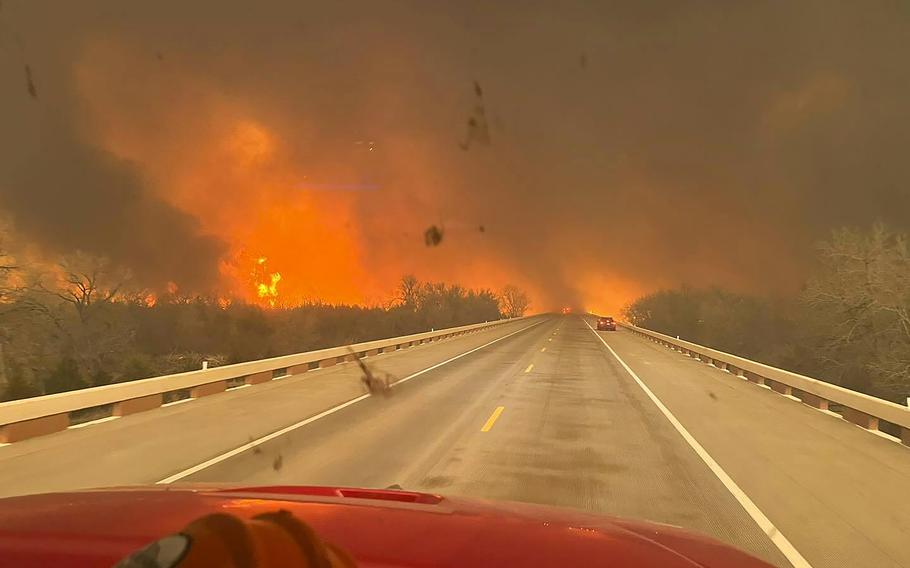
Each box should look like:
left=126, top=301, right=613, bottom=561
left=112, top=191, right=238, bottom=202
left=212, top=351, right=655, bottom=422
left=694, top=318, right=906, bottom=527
left=2, top=315, right=909, bottom=567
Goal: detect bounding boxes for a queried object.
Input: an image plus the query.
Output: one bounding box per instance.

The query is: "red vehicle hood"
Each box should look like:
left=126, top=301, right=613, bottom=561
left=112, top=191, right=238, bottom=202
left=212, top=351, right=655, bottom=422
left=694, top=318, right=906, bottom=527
left=0, top=485, right=773, bottom=567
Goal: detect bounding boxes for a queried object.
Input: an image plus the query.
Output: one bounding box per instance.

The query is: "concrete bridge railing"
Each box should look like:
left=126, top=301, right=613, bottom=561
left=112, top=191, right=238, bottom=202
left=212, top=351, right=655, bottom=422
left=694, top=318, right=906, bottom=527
left=0, top=317, right=525, bottom=444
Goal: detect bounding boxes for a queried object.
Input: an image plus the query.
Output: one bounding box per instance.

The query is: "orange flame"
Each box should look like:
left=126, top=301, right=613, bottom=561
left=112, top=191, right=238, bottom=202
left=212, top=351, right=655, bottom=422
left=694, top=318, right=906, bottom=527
left=72, top=48, right=560, bottom=309
left=257, top=272, right=281, bottom=307
left=251, top=256, right=282, bottom=307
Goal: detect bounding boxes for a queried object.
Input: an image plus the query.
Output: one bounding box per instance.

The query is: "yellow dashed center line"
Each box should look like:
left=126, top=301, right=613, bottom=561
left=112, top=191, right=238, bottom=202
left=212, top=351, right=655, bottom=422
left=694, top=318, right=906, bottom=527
left=524, top=363, right=534, bottom=373
left=481, top=406, right=505, bottom=432
left=548, top=338, right=552, bottom=342
left=540, top=347, right=546, bottom=352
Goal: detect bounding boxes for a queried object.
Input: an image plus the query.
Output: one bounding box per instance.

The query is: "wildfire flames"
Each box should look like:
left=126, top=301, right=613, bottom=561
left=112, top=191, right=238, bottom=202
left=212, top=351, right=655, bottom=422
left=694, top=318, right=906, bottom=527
left=252, top=257, right=282, bottom=307
left=257, top=273, right=282, bottom=306
left=68, top=42, right=631, bottom=314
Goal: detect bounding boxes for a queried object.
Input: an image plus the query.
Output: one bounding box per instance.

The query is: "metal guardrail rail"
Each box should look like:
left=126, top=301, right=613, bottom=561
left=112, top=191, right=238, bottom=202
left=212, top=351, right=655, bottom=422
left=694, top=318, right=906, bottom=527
left=620, top=322, right=910, bottom=446
left=0, top=317, right=526, bottom=443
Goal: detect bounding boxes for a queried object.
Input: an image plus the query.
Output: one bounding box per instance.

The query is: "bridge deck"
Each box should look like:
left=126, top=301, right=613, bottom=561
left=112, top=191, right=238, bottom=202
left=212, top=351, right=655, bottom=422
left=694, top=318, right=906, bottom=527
left=1, top=315, right=908, bottom=568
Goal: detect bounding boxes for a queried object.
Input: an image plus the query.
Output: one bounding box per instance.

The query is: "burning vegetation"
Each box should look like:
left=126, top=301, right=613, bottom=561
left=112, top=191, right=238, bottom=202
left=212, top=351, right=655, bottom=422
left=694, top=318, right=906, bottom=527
left=252, top=257, right=282, bottom=307
left=0, top=236, right=528, bottom=402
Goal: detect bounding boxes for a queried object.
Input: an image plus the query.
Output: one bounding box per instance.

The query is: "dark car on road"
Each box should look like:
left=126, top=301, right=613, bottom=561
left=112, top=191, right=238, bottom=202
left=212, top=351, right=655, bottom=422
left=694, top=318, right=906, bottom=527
left=596, top=316, right=616, bottom=331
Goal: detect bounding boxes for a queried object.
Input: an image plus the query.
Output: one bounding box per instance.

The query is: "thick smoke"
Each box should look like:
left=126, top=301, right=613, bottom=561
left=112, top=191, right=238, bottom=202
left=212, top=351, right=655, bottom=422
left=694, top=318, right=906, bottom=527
left=1, top=1, right=909, bottom=310
left=2, top=130, right=226, bottom=290
left=0, top=3, right=225, bottom=291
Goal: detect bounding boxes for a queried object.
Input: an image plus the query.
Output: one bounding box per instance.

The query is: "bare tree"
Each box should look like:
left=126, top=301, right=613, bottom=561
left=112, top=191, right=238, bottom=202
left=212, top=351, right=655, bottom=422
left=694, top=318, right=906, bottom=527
left=0, top=230, right=22, bottom=394
left=0, top=237, right=19, bottom=305
left=0, top=268, right=12, bottom=394
left=802, top=223, right=910, bottom=397
left=39, top=252, right=131, bottom=324
left=25, top=252, right=138, bottom=388
left=397, top=275, right=421, bottom=309
left=499, top=285, right=530, bottom=318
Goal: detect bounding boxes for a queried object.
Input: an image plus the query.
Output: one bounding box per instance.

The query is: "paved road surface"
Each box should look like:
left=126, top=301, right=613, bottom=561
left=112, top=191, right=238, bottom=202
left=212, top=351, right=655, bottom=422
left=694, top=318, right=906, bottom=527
left=2, top=315, right=909, bottom=567
left=0, top=319, right=537, bottom=496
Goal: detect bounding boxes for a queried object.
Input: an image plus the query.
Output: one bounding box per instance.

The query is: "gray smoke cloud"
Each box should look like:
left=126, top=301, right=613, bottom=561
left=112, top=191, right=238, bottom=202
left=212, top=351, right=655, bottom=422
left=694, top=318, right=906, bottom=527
left=0, top=2, right=226, bottom=290
left=1, top=1, right=908, bottom=308
left=2, top=128, right=226, bottom=290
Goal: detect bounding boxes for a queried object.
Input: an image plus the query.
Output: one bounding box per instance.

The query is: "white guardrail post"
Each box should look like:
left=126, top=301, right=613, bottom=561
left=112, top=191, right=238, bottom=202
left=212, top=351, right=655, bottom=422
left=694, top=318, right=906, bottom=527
left=0, top=317, right=527, bottom=444
left=618, top=322, right=910, bottom=447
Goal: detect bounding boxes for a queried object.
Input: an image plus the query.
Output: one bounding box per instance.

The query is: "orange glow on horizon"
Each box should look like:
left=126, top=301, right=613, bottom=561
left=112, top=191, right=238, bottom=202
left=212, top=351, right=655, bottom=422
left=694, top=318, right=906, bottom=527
left=576, top=272, right=644, bottom=318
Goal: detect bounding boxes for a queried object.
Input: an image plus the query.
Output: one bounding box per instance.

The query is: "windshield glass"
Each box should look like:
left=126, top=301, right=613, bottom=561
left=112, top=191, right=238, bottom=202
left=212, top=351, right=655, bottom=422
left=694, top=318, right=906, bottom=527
left=1, top=3, right=909, bottom=568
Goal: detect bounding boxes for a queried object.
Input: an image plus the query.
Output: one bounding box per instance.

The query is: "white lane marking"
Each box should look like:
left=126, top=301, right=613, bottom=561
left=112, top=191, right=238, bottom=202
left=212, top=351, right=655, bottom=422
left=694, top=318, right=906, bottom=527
left=157, top=320, right=544, bottom=484
left=583, top=319, right=812, bottom=568
left=387, top=321, right=541, bottom=388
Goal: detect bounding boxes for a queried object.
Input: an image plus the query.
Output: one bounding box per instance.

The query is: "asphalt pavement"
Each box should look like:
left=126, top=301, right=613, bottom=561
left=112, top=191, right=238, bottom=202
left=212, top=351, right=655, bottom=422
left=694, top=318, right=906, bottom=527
left=186, top=316, right=789, bottom=566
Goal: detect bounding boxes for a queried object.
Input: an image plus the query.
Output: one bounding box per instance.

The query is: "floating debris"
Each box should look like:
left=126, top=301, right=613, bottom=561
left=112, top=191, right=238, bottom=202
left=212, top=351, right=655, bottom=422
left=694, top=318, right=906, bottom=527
left=349, top=347, right=393, bottom=396
left=24, top=64, right=37, bottom=99
left=424, top=225, right=444, bottom=247
left=460, top=80, right=490, bottom=150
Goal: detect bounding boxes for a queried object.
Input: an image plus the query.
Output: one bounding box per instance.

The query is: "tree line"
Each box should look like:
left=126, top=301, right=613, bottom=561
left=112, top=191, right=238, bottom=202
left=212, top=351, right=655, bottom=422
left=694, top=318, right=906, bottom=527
left=0, top=249, right=530, bottom=401
left=623, top=224, right=910, bottom=403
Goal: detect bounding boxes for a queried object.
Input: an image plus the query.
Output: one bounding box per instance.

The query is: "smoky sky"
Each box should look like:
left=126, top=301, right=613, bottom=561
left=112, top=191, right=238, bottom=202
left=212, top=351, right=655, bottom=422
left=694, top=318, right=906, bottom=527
left=0, top=2, right=226, bottom=290
left=2, top=127, right=226, bottom=290
left=1, top=1, right=909, bottom=307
